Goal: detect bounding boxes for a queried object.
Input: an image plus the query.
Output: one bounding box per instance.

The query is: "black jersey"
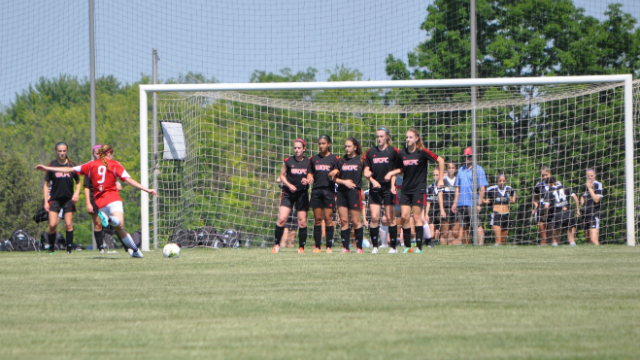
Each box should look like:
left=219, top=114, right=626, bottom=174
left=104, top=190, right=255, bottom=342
left=336, top=155, right=363, bottom=191
left=45, top=159, right=79, bottom=200
left=83, top=175, right=94, bottom=201
left=534, top=181, right=560, bottom=206
left=395, top=147, right=439, bottom=195
left=283, top=155, right=310, bottom=192
left=486, top=185, right=516, bottom=205
left=582, top=181, right=604, bottom=214
left=364, top=146, right=399, bottom=184
left=426, top=182, right=441, bottom=204
left=442, top=176, right=456, bottom=204
left=310, top=153, right=340, bottom=189
left=543, top=184, right=574, bottom=211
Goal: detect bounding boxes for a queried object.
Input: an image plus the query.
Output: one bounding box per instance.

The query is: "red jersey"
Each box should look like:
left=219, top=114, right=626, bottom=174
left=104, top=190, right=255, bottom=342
left=74, top=159, right=130, bottom=208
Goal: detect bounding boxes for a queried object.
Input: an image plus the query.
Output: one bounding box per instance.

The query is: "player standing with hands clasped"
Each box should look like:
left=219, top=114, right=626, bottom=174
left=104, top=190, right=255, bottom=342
left=43, top=142, right=82, bottom=254
left=329, top=137, right=365, bottom=253
left=484, top=174, right=516, bottom=246
left=385, top=129, right=445, bottom=253
left=363, top=127, right=399, bottom=254
left=309, top=135, right=340, bottom=253
left=580, top=169, right=604, bottom=245
left=37, top=144, right=156, bottom=258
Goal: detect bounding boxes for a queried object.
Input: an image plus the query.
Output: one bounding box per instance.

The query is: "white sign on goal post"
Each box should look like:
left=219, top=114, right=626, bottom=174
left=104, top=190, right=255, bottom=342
left=139, top=75, right=636, bottom=251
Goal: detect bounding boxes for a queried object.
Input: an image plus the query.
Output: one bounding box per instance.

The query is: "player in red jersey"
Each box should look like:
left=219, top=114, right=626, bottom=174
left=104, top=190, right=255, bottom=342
left=385, top=129, right=445, bottom=253
left=36, top=144, right=157, bottom=258
left=272, top=139, right=311, bottom=254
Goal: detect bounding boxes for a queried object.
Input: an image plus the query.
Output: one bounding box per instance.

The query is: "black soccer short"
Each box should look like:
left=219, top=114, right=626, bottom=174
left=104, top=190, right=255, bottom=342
left=310, top=187, right=336, bottom=209
left=534, top=207, right=549, bottom=224
left=427, top=208, right=441, bottom=229
left=440, top=201, right=455, bottom=223
left=280, top=190, right=309, bottom=211
left=368, top=186, right=395, bottom=206
left=399, top=192, right=426, bottom=207
left=49, top=197, right=76, bottom=214
left=455, top=206, right=480, bottom=228
left=548, top=210, right=576, bottom=231
left=582, top=212, right=600, bottom=231
left=490, top=212, right=511, bottom=230
left=336, top=188, right=362, bottom=210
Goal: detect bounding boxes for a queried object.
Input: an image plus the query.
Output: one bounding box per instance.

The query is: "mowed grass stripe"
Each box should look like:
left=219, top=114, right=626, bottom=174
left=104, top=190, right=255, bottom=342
left=0, top=247, right=638, bottom=360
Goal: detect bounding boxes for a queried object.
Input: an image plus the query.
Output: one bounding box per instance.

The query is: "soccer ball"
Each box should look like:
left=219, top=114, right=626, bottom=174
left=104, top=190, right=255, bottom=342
left=163, top=243, right=181, bottom=258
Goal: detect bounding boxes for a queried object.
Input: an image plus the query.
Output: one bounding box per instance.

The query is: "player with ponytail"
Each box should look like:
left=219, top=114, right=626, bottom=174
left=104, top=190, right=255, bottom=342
left=385, top=129, right=444, bottom=253
left=37, top=144, right=157, bottom=258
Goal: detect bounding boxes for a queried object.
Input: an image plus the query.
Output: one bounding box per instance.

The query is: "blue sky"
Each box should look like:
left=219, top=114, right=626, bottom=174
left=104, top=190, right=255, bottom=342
left=1, top=0, right=638, bottom=107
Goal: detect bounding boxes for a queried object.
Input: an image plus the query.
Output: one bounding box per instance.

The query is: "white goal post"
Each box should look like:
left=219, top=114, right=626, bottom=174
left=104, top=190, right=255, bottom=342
left=139, top=75, right=635, bottom=251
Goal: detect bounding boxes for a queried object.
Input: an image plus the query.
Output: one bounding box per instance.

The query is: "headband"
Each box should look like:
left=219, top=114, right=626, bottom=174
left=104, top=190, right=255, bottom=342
left=92, top=145, right=102, bottom=151
left=294, top=138, right=306, bottom=147
left=377, top=127, right=389, bottom=134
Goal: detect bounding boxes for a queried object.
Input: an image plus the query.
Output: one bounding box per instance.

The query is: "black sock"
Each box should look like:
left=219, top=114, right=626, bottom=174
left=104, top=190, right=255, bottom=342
left=389, top=225, right=398, bottom=249
left=403, top=228, right=412, bottom=248
left=325, top=226, right=334, bottom=248
left=313, top=225, right=322, bottom=248
left=298, top=226, right=307, bottom=249
left=355, top=227, right=364, bottom=250
left=369, top=226, right=379, bottom=248
left=66, top=230, right=74, bottom=252
left=274, top=225, right=285, bottom=246
left=94, top=230, right=104, bottom=250
left=341, top=229, right=350, bottom=249
left=416, top=226, right=423, bottom=250
left=48, top=232, right=56, bottom=252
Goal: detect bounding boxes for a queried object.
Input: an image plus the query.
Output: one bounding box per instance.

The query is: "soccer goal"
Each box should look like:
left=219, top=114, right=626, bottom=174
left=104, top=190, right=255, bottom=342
left=139, top=75, right=637, bottom=251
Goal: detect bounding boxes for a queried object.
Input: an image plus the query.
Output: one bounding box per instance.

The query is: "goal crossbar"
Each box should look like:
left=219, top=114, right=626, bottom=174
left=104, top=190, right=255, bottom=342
left=139, top=75, right=635, bottom=250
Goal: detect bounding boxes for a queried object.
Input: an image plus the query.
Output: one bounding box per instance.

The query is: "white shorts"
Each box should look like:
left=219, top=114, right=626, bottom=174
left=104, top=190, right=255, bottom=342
left=99, top=201, right=124, bottom=217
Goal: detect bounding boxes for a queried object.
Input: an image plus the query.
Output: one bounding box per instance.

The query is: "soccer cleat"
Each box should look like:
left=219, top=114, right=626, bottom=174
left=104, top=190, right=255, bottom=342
left=403, top=247, right=411, bottom=254
left=569, top=242, right=576, bottom=247
left=312, top=247, right=322, bottom=253
left=341, top=248, right=350, bottom=253
left=414, top=248, right=423, bottom=254
left=48, top=251, right=55, bottom=255
left=272, top=245, right=280, bottom=253
left=131, top=250, right=144, bottom=258
left=371, top=247, right=378, bottom=254
left=326, top=248, right=332, bottom=254
left=99, top=248, right=105, bottom=254
left=551, top=243, right=559, bottom=247
left=127, top=248, right=134, bottom=255
left=388, top=248, right=397, bottom=254
left=97, top=211, right=109, bottom=228
left=356, top=248, right=364, bottom=254
left=298, top=247, right=305, bottom=254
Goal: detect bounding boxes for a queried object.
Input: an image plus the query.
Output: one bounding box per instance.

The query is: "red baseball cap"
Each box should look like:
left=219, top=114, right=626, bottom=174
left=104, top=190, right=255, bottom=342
left=463, top=147, right=473, bottom=156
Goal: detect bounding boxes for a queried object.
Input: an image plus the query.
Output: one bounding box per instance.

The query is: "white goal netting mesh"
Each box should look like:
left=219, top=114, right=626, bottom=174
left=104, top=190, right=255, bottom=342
left=152, top=80, right=639, bottom=247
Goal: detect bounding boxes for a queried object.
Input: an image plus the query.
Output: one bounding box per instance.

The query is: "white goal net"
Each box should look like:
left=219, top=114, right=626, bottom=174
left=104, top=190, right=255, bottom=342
left=142, top=76, right=637, bottom=250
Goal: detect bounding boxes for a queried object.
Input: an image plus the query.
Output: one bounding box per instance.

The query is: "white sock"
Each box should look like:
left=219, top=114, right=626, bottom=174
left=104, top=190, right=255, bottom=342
left=109, top=216, right=120, bottom=226
left=423, top=224, right=431, bottom=239
left=379, top=225, right=389, bottom=245
left=121, top=234, right=138, bottom=252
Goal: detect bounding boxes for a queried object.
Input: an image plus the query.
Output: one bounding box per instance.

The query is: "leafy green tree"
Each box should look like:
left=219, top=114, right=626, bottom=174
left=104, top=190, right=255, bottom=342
left=386, top=1, right=640, bottom=80
left=0, top=150, right=42, bottom=239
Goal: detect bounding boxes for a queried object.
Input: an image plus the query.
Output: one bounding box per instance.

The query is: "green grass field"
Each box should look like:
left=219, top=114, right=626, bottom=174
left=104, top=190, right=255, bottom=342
left=1, top=246, right=639, bottom=360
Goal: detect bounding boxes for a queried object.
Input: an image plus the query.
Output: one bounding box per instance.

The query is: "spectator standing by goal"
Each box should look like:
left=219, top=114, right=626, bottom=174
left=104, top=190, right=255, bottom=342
left=452, top=147, right=487, bottom=245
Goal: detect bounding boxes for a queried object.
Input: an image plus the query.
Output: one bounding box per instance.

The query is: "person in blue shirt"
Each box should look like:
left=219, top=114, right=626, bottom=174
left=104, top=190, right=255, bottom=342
left=452, top=147, right=488, bottom=245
